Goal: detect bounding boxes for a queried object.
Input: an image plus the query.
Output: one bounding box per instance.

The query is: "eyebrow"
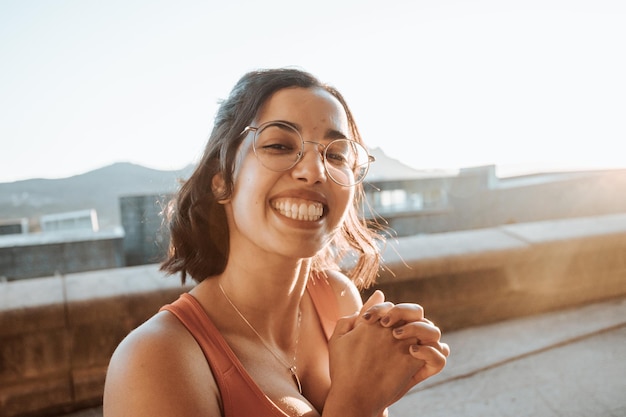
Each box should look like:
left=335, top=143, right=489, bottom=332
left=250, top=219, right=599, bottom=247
left=325, top=128, right=348, bottom=141
left=271, top=119, right=350, bottom=141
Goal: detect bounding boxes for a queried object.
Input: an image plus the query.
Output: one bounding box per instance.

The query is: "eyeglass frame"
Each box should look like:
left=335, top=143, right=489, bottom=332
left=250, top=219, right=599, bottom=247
left=240, top=120, right=375, bottom=186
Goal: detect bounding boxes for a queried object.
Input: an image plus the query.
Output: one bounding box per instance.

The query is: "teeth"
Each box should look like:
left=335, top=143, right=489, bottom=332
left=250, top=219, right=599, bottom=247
left=272, top=198, right=324, bottom=221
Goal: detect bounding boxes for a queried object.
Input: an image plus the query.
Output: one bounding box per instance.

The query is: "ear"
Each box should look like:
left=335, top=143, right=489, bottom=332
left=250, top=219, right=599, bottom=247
left=211, top=173, right=230, bottom=204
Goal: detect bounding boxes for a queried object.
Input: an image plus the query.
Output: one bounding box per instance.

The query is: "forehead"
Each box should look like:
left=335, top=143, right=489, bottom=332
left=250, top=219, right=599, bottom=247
left=255, top=87, right=349, bottom=134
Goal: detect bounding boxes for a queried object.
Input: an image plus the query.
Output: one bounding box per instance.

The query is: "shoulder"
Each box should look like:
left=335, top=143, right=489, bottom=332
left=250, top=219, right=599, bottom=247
left=322, top=269, right=364, bottom=317
left=103, top=311, right=221, bottom=417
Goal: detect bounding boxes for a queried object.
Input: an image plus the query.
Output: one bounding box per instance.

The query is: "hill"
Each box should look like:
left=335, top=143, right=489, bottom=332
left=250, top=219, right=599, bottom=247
left=0, top=162, right=194, bottom=230
left=366, top=147, right=454, bottom=181
left=0, top=149, right=441, bottom=230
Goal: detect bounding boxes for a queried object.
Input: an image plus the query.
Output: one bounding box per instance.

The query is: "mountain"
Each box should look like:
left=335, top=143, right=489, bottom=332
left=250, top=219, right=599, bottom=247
left=0, top=162, right=194, bottom=230
left=366, top=147, right=454, bottom=181
left=0, top=149, right=439, bottom=230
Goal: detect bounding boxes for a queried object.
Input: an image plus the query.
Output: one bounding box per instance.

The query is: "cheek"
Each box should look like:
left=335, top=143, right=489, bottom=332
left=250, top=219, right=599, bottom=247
left=332, top=187, right=355, bottom=224
left=230, top=143, right=249, bottom=180
left=231, top=174, right=257, bottom=208
left=343, top=186, right=356, bottom=207
left=231, top=159, right=270, bottom=211
left=231, top=146, right=259, bottom=189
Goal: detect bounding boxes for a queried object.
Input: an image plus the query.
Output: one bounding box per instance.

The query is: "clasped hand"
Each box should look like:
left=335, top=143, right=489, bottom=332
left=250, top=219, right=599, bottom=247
left=328, top=290, right=449, bottom=415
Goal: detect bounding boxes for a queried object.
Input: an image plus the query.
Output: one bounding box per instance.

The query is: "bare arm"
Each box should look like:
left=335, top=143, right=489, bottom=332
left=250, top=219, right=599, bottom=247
left=103, top=312, right=222, bottom=417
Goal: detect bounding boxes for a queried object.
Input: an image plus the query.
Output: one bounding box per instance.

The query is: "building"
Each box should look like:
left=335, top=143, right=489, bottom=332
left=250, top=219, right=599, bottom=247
left=366, top=161, right=626, bottom=237
left=0, top=227, right=124, bottom=280
left=40, top=209, right=99, bottom=232
left=0, top=218, right=28, bottom=235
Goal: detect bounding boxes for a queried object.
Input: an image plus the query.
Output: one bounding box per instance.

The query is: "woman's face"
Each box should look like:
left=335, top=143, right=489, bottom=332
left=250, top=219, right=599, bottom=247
left=219, top=86, right=355, bottom=262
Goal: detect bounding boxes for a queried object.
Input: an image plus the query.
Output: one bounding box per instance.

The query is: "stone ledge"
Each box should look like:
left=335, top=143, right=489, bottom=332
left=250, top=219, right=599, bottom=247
left=2, top=214, right=626, bottom=417
left=0, top=265, right=192, bottom=417
left=378, top=228, right=529, bottom=281
left=378, top=213, right=626, bottom=282
left=0, top=277, right=66, bottom=336
left=369, top=214, right=626, bottom=331
left=0, top=376, right=73, bottom=417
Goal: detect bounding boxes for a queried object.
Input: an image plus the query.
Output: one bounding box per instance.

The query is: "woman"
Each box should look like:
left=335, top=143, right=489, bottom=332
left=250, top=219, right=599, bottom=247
left=103, top=68, right=449, bottom=417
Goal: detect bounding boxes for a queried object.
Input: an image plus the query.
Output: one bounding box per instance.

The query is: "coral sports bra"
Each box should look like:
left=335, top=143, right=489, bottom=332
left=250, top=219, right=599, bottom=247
left=160, top=274, right=340, bottom=417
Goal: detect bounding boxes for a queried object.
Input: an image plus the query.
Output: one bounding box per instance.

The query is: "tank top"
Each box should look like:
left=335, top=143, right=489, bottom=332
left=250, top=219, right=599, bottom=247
left=159, top=273, right=341, bottom=417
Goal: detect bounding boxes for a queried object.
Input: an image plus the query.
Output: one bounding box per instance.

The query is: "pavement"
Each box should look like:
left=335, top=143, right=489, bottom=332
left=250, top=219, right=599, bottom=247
left=60, top=295, right=626, bottom=417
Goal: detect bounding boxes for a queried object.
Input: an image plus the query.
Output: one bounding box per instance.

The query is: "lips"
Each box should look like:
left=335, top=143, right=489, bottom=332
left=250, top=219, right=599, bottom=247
left=271, top=198, right=324, bottom=222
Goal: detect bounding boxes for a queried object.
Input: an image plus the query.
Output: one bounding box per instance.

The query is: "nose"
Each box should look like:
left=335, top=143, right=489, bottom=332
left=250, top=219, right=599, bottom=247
left=291, top=141, right=327, bottom=184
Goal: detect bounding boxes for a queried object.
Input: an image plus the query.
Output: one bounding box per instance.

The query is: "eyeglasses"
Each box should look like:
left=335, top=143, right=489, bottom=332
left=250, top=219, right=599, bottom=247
left=241, top=121, right=375, bottom=186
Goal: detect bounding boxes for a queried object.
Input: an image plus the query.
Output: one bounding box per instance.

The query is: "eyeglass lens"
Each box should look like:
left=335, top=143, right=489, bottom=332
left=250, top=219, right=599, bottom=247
left=253, top=122, right=370, bottom=186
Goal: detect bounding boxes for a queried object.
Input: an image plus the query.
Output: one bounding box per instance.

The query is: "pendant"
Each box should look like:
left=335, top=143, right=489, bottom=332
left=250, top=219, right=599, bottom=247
left=289, top=366, right=303, bottom=394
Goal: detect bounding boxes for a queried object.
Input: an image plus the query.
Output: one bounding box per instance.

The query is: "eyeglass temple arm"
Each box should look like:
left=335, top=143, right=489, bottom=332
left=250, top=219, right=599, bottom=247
left=241, top=126, right=263, bottom=137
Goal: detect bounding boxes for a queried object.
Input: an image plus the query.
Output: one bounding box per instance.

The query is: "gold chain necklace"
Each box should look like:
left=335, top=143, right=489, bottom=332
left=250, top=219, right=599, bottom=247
left=218, top=282, right=303, bottom=394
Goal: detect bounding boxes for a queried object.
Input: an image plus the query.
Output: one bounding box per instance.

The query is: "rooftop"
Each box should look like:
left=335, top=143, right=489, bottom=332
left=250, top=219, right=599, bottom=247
left=57, top=295, right=626, bottom=417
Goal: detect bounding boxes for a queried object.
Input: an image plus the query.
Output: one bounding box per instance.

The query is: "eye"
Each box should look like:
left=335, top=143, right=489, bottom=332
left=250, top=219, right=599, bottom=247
left=325, top=141, right=354, bottom=167
left=256, top=125, right=301, bottom=155
left=261, top=140, right=295, bottom=153
left=326, top=151, right=349, bottom=165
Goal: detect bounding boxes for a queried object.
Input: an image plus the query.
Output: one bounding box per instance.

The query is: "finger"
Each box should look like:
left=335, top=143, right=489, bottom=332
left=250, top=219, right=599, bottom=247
left=359, top=290, right=385, bottom=316
left=360, top=301, right=395, bottom=324
left=391, top=321, right=441, bottom=344
left=440, top=342, right=451, bottom=357
left=416, top=341, right=449, bottom=358
left=330, top=313, right=358, bottom=340
left=357, top=291, right=391, bottom=325
left=420, top=317, right=434, bottom=326
left=392, top=321, right=449, bottom=359
left=409, top=344, right=447, bottom=383
left=379, top=303, right=425, bottom=328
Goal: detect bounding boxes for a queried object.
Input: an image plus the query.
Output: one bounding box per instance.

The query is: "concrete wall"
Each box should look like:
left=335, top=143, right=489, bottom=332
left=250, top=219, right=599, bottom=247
left=0, top=219, right=28, bottom=236
left=1, top=213, right=626, bottom=416
left=365, top=213, right=626, bottom=331
left=0, top=266, right=192, bottom=417
left=0, top=230, right=125, bottom=281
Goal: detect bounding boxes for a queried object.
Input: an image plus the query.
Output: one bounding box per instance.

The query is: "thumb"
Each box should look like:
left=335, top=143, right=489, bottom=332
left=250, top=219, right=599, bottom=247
left=330, top=313, right=358, bottom=341
left=359, top=290, right=385, bottom=316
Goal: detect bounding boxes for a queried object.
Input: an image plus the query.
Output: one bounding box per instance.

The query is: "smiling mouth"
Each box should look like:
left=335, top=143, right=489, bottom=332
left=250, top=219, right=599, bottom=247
left=271, top=198, right=324, bottom=222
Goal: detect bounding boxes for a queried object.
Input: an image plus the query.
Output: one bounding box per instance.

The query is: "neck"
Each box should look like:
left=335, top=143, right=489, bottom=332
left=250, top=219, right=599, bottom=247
left=216, top=278, right=305, bottom=395
left=209, top=258, right=310, bottom=343
left=220, top=257, right=310, bottom=311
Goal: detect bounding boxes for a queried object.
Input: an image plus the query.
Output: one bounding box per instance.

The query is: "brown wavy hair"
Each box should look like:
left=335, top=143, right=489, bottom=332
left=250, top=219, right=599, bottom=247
left=160, top=68, right=384, bottom=289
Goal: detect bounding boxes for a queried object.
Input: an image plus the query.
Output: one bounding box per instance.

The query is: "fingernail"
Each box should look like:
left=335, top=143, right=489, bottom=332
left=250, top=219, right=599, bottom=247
left=393, top=327, right=403, bottom=335
left=381, top=316, right=390, bottom=326
left=411, top=345, right=420, bottom=353
left=362, top=312, right=372, bottom=320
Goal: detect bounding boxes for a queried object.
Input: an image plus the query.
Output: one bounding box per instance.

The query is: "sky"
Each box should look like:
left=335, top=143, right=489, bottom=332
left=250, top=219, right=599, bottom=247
left=1, top=0, right=625, bottom=183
